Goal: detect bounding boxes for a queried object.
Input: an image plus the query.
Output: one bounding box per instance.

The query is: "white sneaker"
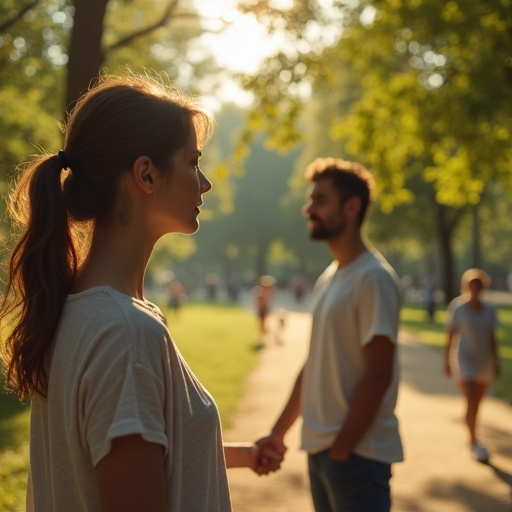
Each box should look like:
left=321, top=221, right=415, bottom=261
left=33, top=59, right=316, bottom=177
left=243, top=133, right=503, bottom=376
left=471, top=441, right=489, bottom=463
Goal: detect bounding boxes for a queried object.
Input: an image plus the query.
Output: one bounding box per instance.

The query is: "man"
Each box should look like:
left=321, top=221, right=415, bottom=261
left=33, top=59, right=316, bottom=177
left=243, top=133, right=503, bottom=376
left=258, top=157, right=403, bottom=511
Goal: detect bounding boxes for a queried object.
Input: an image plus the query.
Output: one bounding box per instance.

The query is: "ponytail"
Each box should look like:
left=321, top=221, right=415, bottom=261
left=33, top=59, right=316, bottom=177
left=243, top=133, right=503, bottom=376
left=1, top=153, right=81, bottom=399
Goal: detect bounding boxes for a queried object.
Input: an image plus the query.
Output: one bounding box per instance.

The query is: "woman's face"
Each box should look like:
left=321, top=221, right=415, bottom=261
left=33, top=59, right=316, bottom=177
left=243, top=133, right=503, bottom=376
left=468, top=278, right=484, bottom=298
left=151, top=126, right=212, bottom=236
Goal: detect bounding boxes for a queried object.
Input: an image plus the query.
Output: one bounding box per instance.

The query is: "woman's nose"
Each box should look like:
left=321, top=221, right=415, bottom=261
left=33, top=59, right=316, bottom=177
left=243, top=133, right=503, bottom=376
left=200, top=171, right=212, bottom=193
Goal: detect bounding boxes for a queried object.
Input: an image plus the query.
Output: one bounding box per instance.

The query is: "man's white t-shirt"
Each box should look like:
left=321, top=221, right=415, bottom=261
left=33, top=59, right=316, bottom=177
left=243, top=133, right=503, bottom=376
left=301, top=250, right=404, bottom=464
left=27, top=286, right=231, bottom=512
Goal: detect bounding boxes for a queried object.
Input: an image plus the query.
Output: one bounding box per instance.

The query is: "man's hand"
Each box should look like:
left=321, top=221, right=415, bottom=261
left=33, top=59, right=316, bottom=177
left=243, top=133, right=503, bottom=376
left=255, top=433, right=287, bottom=475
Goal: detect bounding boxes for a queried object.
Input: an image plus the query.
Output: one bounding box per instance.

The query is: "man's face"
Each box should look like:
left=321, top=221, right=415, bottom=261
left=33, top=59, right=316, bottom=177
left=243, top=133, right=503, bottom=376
left=303, top=178, right=346, bottom=241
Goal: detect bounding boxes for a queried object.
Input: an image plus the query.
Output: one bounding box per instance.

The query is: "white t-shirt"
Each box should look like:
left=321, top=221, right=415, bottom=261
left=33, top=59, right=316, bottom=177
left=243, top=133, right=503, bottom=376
left=446, top=296, right=498, bottom=382
left=27, top=286, right=231, bottom=512
left=301, top=250, right=404, bottom=464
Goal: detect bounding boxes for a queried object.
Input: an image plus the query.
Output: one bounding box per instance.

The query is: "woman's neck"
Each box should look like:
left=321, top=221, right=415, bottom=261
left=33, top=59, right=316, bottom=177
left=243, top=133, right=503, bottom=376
left=72, top=227, right=153, bottom=299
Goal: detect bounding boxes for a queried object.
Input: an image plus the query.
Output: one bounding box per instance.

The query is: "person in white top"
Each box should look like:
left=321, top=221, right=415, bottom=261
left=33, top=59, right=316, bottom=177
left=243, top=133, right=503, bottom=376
left=444, top=268, right=500, bottom=463
left=0, top=73, right=281, bottom=512
left=257, top=157, right=403, bottom=512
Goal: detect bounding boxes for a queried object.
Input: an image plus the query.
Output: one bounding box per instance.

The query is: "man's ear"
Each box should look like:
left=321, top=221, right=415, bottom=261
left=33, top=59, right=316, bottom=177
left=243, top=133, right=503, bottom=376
left=344, top=196, right=362, bottom=221
left=132, top=156, right=154, bottom=194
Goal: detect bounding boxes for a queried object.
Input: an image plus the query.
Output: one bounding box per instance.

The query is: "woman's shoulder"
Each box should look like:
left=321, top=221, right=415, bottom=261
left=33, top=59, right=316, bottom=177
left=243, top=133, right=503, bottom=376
left=60, top=286, right=172, bottom=368
left=68, top=285, right=163, bottom=316
left=482, top=301, right=498, bottom=316
left=448, top=295, right=466, bottom=310
left=64, top=286, right=169, bottom=344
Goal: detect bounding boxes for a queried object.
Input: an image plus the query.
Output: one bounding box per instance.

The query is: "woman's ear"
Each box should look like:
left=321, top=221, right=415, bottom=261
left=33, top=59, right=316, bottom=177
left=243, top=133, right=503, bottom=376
left=132, top=156, right=154, bottom=195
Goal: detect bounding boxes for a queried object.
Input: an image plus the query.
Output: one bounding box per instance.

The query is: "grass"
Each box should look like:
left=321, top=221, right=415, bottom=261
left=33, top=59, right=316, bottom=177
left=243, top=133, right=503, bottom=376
left=400, top=302, right=512, bottom=403
left=0, top=301, right=259, bottom=512
left=0, top=389, right=30, bottom=512
left=162, top=301, right=261, bottom=428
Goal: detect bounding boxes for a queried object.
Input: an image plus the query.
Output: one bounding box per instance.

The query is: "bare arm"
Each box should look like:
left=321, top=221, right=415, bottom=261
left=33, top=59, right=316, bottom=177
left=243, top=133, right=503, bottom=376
left=271, top=367, right=304, bottom=442
left=96, top=434, right=166, bottom=512
left=329, top=335, right=395, bottom=461
left=445, top=328, right=457, bottom=377
left=224, top=442, right=283, bottom=474
left=256, top=367, right=304, bottom=458
left=490, top=329, right=501, bottom=377
left=224, top=443, right=258, bottom=469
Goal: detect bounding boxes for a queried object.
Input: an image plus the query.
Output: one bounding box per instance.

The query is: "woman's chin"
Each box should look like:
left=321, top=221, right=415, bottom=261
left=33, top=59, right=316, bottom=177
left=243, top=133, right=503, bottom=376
left=180, top=221, right=200, bottom=235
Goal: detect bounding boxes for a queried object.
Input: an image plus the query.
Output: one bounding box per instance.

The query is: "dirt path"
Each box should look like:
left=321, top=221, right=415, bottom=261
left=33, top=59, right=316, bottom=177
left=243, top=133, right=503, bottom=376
left=224, top=310, right=512, bottom=512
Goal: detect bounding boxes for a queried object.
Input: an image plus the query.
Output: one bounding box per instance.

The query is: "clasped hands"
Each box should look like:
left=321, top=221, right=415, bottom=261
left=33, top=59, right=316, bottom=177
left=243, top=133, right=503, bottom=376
left=250, top=433, right=287, bottom=476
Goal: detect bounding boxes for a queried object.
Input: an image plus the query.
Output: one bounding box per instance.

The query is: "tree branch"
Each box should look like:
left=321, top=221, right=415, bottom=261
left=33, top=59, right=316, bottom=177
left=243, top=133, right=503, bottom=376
left=105, top=0, right=198, bottom=52
left=0, top=0, right=41, bottom=33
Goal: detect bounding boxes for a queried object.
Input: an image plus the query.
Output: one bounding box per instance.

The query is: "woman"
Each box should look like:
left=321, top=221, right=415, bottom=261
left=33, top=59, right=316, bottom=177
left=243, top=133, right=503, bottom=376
left=444, top=268, right=501, bottom=463
left=1, top=74, right=280, bottom=511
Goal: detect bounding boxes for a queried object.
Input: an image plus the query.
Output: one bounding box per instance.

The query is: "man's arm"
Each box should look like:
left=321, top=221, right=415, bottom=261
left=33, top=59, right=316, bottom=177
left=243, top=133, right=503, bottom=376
left=256, top=366, right=304, bottom=459
left=329, top=335, right=395, bottom=461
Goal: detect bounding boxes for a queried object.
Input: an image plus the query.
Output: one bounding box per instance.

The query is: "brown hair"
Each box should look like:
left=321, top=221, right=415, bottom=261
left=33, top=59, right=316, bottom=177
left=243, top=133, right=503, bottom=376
left=304, top=157, right=375, bottom=225
left=1, top=73, right=214, bottom=399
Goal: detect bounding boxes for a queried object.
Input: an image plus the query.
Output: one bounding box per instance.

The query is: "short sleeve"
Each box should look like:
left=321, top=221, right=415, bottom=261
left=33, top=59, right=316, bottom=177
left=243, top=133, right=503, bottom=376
left=79, top=325, right=169, bottom=467
left=489, top=304, right=499, bottom=329
left=357, top=269, right=401, bottom=346
left=445, top=299, right=460, bottom=331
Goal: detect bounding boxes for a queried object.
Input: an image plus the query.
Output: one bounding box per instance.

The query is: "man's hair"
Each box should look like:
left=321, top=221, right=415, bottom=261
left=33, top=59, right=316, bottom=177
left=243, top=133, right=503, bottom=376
left=304, top=157, right=375, bottom=225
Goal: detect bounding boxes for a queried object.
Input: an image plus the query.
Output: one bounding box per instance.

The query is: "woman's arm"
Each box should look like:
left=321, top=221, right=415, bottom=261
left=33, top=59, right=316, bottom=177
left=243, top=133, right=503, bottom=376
left=96, top=434, right=166, bottom=512
left=490, top=329, right=501, bottom=377
left=444, top=329, right=456, bottom=377
left=224, top=442, right=258, bottom=469
left=224, top=442, right=284, bottom=474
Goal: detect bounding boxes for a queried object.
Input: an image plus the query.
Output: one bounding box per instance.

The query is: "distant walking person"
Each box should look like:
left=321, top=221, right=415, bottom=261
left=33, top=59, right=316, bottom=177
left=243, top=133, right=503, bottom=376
left=0, top=73, right=281, bottom=512
left=444, top=268, right=500, bottom=463
left=258, top=157, right=404, bottom=512
left=254, top=275, right=276, bottom=344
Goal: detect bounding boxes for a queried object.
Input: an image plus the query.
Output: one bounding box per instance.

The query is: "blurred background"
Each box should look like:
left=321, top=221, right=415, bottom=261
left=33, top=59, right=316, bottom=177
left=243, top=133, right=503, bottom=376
left=1, top=0, right=511, bottom=306
left=1, top=3, right=512, bottom=510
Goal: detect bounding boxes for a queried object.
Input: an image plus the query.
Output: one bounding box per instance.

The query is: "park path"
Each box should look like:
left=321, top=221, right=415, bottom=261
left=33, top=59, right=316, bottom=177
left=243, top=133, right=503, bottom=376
left=224, top=304, right=512, bottom=512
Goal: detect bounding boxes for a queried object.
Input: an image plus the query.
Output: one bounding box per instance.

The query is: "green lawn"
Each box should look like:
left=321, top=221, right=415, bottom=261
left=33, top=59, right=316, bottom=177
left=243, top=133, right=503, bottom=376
left=0, top=391, right=30, bottom=512
left=400, top=302, right=512, bottom=403
left=0, top=301, right=259, bottom=512
left=163, top=301, right=261, bottom=427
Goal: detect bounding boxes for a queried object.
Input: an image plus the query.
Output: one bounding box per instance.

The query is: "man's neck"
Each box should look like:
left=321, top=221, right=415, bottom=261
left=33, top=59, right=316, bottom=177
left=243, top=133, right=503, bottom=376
left=328, top=232, right=368, bottom=268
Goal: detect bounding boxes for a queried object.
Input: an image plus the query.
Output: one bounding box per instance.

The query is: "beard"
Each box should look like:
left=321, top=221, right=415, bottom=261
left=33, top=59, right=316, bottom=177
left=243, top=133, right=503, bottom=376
left=308, top=216, right=347, bottom=241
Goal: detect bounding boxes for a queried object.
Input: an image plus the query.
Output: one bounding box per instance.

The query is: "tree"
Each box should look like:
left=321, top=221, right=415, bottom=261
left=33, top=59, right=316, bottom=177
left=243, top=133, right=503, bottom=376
left=236, top=0, right=512, bottom=301
left=65, top=0, right=209, bottom=109
left=0, top=0, right=226, bottom=265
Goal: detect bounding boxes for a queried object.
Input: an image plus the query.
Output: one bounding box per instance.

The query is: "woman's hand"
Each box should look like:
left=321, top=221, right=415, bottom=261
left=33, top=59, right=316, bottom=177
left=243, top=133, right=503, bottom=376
left=224, top=442, right=284, bottom=475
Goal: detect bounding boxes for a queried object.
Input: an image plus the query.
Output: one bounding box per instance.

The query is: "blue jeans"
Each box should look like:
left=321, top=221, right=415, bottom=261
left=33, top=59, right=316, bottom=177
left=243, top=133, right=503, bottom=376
left=308, top=450, right=392, bottom=512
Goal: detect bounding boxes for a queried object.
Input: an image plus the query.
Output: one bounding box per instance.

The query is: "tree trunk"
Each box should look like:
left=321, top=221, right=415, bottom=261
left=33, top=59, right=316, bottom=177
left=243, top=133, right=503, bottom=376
left=65, top=0, right=109, bottom=111
left=436, top=204, right=459, bottom=304
left=471, top=203, right=482, bottom=268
